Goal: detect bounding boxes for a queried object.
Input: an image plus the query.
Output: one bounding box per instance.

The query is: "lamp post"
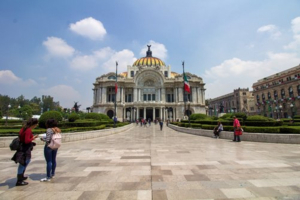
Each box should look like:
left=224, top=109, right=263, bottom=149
left=187, top=100, right=191, bottom=126
left=5, top=104, right=11, bottom=126
left=18, top=105, right=21, bottom=120
left=279, top=104, right=283, bottom=119
left=209, top=107, right=213, bottom=116
left=290, top=103, right=294, bottom=119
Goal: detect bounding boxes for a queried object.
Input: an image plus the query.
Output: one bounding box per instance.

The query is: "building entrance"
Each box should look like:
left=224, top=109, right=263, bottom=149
left=146, top=109, right=153, bottom=120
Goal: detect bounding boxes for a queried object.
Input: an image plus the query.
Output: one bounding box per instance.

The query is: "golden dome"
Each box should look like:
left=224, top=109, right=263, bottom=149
left=133, top=45, right=165, bottom=67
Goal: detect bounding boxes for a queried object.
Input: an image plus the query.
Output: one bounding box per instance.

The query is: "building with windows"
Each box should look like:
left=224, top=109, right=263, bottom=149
left=252, top=64, right=300, bottom=119
left=207, top=88, right=255, bottom=116
left=92, top=46, right=206, bottom=121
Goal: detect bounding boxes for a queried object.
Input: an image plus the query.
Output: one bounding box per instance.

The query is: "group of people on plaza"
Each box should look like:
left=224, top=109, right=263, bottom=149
left=213, top=116, right=242, bottom=142
left=12, top=118, right=60, bottom=186
left=136, top=118, right=164, bottom=130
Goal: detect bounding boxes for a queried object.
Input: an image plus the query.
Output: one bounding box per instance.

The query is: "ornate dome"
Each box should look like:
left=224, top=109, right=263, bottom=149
left=133, top=45, right=166, bottom=67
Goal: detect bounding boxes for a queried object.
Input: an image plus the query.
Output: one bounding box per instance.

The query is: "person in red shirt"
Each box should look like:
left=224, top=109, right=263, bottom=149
left=12, top=118, right=39, bottom=186
left=233, top=116, right=241, bottom=142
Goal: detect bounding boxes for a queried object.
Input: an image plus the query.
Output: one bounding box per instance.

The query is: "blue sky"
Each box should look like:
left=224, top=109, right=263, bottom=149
left=1, top=0, right=300, bottom=110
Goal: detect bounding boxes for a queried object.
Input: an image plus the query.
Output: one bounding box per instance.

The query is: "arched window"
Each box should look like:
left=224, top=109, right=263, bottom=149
left=262, top=93, right=265, bottom=101
left=289, top=86, right=294, bottom=97
left=281, top=89, right=285, bottom=98
left=274, top=90, right=278, bottom=100
left=256, top=95, right=260, bottom=102
left=268, top=92, right=271, bottom=99
left=108, top=75, right=116, bottom=80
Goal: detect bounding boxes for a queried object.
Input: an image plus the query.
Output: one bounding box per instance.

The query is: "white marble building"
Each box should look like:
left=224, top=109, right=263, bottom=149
left=92, top=46, right=206, bottom=121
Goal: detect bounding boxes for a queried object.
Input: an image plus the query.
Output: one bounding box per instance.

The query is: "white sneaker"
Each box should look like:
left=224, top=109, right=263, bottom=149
left=40, top=177, right=51, bottom=182
left=51, top=175, right=55, bottom=179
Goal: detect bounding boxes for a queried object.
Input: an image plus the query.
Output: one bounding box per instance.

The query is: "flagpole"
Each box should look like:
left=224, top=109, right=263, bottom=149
left=182, top=61, right=186, bottom=119
left=114, top=61, right=118, bottom=128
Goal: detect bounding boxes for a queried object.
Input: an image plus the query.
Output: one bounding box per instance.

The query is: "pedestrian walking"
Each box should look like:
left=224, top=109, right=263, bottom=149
left=12, top=118, right=39, bottom=186
left=159, top=119, right=163, bottom=131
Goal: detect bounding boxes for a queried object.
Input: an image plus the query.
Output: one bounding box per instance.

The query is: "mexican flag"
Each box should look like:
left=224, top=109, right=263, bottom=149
left=183, top=72, right=190, bottom=93
left=115, top=82, right=118, bottom=94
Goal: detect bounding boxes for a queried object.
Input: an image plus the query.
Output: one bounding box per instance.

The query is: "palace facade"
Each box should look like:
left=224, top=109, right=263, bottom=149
left=207, top=88, right=255, bottom=116
left=92, top=46, right=206, bottom=121
left=252, top=64, right=300, bottom=119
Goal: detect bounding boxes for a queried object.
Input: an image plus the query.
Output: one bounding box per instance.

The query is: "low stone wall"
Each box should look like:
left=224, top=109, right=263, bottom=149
left=0, top=124, right=134, bottom=148
left=168, top=124, right=300, bottom=144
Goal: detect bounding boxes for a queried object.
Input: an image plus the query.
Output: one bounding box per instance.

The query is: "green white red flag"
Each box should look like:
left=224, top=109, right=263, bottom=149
left=183, top=72, right=190, bottom=93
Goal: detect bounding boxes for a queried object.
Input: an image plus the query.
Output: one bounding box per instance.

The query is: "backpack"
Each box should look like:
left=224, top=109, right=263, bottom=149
left=10, top=137, right=21, bottom=151
left=48, top=132, right=62, bottom=150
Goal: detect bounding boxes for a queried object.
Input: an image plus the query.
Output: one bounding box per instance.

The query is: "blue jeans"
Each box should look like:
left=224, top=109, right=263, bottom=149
left=44, top=146, right=58, bottom=178
left=17, top=159, right=30, bottom=174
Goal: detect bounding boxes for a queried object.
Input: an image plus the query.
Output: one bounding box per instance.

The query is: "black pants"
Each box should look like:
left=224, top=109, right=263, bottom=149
left=233, top=134, right=241, bottom=142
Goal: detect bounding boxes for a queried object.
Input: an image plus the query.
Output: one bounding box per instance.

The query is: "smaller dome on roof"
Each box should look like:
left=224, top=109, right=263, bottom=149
left=133, top=45, right=166, bottom=67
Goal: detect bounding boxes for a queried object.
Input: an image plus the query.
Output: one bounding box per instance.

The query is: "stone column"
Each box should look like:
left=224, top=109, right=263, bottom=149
left=144, top=107, right=146, bottom=119
left=158, top=89, right=161, bottom=102
left=202, top=89, right=205, bottom=104
left=99, top=88, right=102, bottom=103
left=162, top=88, right=166, bottom=103
left=137, top=107, right=140, bottom=119
left=192, top=87, right=196, bottom=103
left=178, top=88, right=183, bottom=102
left=93, top=89, right=96, bottom=105
left=123, top=107, right=125, bottom=121
left=197, top=88, right=200, bottom=103
left=117, top=86, right=121, bottom=102
left=160, top=107, right=162, bottom=120
left=134, top=88, right=137, bottom=102
left=174, top=87, right=177, bottom=102
left=163, top=108, right=166, bottom=121
left=153, top=107, right=155, bottom=120
left=102, top=87, right=107, bottom=103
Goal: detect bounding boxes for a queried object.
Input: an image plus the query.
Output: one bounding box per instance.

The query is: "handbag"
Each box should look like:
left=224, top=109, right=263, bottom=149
left=10, top=136, right=21, bottom=151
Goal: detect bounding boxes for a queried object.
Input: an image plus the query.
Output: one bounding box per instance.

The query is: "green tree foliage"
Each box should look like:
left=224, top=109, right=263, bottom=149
left=246, top=115, right=271, bottom=121
left=0, top=94, right=61, bottom=117
left=219, top=113, right=233, bottom=119
left=190, top=113, right=209, bottom=120
left=232, top=112, right=247, bottom=121
left=68, top=113, right=80, bottom=122
left=38, top=111, right=63, bottom=128
left=85, top=113, right=110, bottom=121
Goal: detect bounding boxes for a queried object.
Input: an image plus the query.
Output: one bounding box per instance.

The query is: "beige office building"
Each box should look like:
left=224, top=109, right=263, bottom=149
left=252, top=64, right=300, bottom=118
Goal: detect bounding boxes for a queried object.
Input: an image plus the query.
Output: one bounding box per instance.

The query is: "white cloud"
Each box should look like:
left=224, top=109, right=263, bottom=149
left=69, top=17, right=107, bottom=40
left=284, top=17, right=300, bottom=50
left=291, top=17, right=300, bottom=34
left=140, top=40, right=168, bottom=60
left=43, top=37, right=75, bottom=57
left=204, top=52, right=300, bottom=99
left=70, top=47, right=115, bottom=71
left=103, top=49, right=137, bottom=72
left=257, top=24, right=281, bottom=39
left=70, top=47, right=136, bottom=72
left=0, top=70, right=37, bottom=86
left=40, top=85, right=80, bottom=108
left=70, top=55, right=98, bottom=70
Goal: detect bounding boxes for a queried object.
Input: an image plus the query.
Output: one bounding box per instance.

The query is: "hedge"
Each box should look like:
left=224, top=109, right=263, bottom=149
left=244, top=121, right=283, bottom=126
left=0, top=120, right=23, bottom=125
left=68, top=113, right=80, bottom=122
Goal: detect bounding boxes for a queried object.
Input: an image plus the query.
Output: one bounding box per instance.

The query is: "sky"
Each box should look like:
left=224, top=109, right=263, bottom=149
left=0, top=0, right=300, bottom=110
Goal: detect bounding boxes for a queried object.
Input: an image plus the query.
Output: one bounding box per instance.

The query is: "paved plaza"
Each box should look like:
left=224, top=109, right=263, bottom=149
left=1, top=125, right=300, bottom=200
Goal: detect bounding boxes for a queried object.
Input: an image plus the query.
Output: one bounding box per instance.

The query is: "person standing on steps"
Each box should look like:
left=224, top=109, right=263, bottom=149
left=12, top=118, right=39, bottom=186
